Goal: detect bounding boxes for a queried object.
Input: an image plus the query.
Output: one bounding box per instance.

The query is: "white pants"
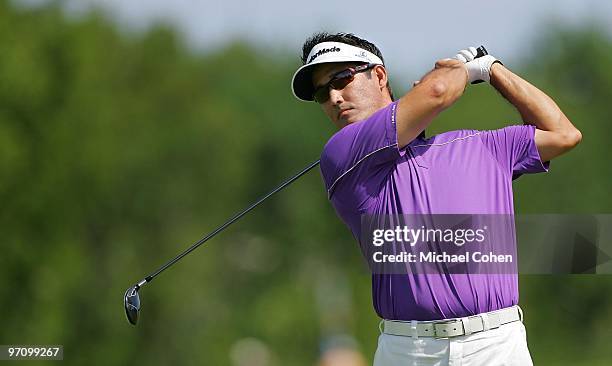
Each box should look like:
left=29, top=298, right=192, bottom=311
left=373, top=320, right=533, bottom=366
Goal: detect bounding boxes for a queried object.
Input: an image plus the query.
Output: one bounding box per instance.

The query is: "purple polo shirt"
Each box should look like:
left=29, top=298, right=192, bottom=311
left=320, top=101, right=549, bottom=321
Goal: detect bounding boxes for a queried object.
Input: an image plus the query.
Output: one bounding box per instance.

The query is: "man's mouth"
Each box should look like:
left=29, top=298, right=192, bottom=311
left=338, top=109, right=352, bottom=119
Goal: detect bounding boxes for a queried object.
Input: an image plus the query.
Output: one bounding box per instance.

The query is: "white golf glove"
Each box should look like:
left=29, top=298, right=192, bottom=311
left=454, top=46, right=501, bottom=84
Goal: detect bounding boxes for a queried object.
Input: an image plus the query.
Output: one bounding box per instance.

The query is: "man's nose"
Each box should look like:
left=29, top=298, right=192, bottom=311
left=328, top=88, right=344, bottom=105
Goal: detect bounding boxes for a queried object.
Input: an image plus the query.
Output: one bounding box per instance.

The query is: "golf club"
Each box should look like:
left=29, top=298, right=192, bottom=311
left=124, top=159, right=320, bottom=325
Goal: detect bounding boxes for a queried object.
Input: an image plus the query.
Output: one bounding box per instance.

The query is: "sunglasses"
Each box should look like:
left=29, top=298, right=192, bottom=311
left=313, top=63, right=377, bottom=104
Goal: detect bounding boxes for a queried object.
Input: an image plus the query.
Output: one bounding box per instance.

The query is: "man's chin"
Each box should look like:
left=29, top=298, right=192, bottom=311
left=334, top=112, right=363, bottom=129
left=344, top=115, right=362, bottom=125
left=335, top=117, right=352, bottom=129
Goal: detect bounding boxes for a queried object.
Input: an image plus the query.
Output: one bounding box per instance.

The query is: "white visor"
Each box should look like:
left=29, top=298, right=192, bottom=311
left=291, top=41, right=384, bottom=101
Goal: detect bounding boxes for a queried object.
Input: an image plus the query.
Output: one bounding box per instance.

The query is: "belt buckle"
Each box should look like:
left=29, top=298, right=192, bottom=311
left=433, top=319, right=460, bottom=339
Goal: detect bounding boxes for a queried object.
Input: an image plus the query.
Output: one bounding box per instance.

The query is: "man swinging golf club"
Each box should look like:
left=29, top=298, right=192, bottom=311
left=291, top=32, right=581, bottom=365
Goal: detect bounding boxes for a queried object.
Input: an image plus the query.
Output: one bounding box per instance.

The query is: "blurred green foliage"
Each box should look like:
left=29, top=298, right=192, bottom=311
left=0, top=1, right=611, bottom=365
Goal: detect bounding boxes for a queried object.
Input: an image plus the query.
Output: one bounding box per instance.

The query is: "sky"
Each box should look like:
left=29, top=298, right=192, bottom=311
left=17, top=0, right=612, bottom=81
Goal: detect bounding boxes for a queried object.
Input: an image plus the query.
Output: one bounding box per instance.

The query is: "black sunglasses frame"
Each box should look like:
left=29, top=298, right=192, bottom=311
left=313, top=63, right=378, bottom=104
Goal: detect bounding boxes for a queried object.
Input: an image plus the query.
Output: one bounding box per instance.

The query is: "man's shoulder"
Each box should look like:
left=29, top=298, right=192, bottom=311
left=322, top=102, right=398, bottom=161
left=323, top=102, right=397, bottom=146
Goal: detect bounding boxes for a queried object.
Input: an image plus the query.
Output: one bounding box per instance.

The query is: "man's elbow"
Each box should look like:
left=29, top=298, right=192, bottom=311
left=561, top=123, right=582, bottom=150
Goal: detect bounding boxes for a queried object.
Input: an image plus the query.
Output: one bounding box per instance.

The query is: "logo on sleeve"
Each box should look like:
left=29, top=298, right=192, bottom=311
left=309, top=46, right=341, bottom=63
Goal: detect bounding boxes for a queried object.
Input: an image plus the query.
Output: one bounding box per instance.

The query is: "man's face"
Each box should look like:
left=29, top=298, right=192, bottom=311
left=311, top=62, right=390, bottom=129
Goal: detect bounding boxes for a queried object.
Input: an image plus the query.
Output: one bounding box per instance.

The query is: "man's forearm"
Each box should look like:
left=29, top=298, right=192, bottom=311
left=396, top=59, right=468, bottom=148
left=490, top=63, right=571, bottom=133
left=489, top=63, right=581, bottom=160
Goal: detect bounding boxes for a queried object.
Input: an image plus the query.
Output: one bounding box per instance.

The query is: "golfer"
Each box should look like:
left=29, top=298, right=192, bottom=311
left=291, top=32, right=581, bottom=365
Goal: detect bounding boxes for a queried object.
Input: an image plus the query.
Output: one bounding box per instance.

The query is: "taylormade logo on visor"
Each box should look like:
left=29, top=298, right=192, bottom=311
left=308, top=46, right=341, bottom=63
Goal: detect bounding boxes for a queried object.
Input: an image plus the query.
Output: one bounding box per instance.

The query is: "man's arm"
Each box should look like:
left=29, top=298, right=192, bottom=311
left=396, top=59, right=468, bottom=148
left=489, top=63, right=582, bottom=162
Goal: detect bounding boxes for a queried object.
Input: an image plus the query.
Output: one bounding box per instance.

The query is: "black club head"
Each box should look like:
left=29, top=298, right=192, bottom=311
left=124, top=285, right=141, bottom=325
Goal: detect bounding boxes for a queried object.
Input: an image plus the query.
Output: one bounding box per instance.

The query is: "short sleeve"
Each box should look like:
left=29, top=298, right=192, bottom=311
left=320, top=101, right=404, bottom=202
left=478, top=124, right=550, bottom=180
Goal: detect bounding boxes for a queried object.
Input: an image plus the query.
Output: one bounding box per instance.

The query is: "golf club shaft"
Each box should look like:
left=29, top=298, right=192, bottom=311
left=136, top=159, right=321, bottom=288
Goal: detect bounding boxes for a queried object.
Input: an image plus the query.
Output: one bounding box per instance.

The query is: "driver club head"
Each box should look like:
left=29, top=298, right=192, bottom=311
left=124, top=285, right=141, bottom=325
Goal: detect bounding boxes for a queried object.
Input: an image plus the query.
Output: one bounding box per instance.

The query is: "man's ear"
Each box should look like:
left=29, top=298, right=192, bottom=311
left=374, top=65, right=388, bottom=91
